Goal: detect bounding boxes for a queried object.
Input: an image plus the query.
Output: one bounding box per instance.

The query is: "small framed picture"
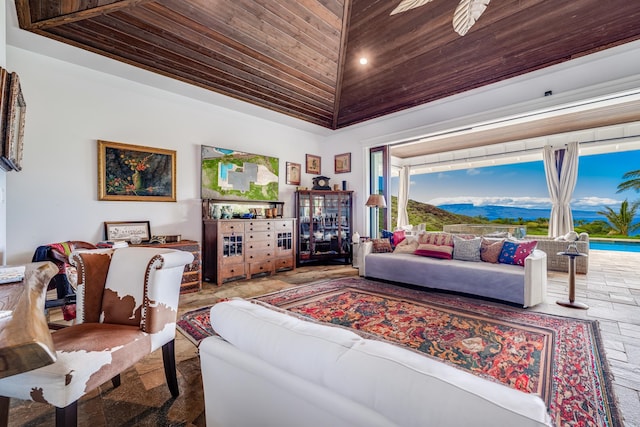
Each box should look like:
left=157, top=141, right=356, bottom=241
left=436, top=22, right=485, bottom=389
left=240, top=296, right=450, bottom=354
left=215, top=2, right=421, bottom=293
left=335, top=152, right=351, bottom=173
left=104, top=221, right=151, bottom=242
left=286, top=161, right=301, bottom=185
left=306, top=154, right=321, bottom=174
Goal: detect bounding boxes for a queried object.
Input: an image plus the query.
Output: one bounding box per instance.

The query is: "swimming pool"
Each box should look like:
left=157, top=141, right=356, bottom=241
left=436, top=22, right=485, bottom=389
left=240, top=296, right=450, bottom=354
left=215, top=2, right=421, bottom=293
left=589, top=239, right=640, bottom=252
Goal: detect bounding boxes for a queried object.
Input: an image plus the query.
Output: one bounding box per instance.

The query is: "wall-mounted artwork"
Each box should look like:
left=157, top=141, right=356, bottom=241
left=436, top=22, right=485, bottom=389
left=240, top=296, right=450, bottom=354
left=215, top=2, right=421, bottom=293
left=0, top=71, right=26, bottom=172
left=201, top=145, right=279, bottom=201
left=286, top=162, right=301, bottom=185
left=334, top=152, right=351, bottom=173
left=98, top=140, right=176, bottom=202
left=306, top=154, right=321, bottom=174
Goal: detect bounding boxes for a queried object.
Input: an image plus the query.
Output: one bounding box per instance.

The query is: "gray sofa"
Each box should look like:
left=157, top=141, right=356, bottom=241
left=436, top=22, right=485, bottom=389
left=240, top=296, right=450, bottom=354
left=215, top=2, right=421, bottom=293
left=359, top=241, right=548, bottom=308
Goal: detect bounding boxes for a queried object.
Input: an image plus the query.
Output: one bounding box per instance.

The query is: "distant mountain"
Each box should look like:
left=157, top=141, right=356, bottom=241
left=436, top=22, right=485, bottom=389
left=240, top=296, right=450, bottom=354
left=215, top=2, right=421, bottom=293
left=436, top=203, right=605, bottom=222
left=391, top=197, right=486, bottom=231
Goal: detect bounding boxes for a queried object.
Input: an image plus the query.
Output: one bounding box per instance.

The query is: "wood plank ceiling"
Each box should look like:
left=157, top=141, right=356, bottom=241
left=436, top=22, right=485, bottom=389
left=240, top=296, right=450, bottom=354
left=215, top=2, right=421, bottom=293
left=14, top=0, right=640, bottom=130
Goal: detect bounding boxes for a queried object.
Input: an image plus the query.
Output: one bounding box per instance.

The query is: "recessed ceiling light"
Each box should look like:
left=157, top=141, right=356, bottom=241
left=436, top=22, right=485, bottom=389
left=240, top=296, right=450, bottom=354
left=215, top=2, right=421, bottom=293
left=359, top=57, right=368, bottom=65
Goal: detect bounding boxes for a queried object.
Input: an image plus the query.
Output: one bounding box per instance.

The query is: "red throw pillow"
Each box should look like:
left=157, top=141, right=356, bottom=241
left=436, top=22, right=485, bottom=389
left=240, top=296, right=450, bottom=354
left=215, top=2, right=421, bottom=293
left=513, top=240, right=537, bottom=266
left=393, top=230, right=406, bottom=246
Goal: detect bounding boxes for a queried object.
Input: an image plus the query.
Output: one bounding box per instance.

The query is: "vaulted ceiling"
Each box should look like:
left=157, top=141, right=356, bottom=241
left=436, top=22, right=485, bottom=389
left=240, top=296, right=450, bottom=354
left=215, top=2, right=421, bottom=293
left=13, top=0, right=640, bottom=130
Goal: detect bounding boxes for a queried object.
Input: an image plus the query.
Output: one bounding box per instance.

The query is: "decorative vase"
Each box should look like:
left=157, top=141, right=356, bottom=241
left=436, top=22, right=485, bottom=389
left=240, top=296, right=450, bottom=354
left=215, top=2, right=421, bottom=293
left=211, top=205, right=221, bottom=219
left=132, top=170, right=143, bottom=190
left=352, top=231, right=360, bottom=244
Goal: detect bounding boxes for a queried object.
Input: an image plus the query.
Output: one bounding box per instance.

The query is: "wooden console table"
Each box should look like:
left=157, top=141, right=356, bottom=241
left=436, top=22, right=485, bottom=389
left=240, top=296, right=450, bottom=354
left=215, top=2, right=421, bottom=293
left=0, top=262, right=58, bottom=379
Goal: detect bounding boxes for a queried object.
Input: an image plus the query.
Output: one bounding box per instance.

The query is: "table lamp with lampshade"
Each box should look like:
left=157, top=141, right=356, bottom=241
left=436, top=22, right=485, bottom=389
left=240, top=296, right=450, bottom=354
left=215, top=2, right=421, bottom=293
left=365, top=194, right=386, bottom=239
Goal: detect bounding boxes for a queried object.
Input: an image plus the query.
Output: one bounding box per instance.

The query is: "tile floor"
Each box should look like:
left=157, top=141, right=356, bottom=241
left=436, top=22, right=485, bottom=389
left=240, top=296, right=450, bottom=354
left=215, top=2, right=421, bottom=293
left=5, top=251, right=640, bottom=426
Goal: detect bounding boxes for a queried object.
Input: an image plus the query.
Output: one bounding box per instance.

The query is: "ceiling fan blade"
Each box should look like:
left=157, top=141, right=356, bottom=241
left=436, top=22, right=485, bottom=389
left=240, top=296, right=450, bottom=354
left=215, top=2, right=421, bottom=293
left=390, top=0, right=434, bottom=16
left=452, top=0, right=490, bottom=35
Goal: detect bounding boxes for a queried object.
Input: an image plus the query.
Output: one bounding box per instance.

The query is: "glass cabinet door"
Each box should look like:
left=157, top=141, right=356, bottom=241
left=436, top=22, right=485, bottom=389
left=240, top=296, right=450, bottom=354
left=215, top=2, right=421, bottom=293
left=297, top=190, right=353, bottom=265
left=222, top=234, right=243, bottom=258
left=298, top=193, right=311, bottom=259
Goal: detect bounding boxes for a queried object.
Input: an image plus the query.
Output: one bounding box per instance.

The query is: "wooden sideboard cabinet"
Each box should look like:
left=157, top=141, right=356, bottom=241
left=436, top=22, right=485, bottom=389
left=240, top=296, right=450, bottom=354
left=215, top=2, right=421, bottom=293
left=203, top=218, right=296, bottom=286
left=137, top=240, right=201, bottom=293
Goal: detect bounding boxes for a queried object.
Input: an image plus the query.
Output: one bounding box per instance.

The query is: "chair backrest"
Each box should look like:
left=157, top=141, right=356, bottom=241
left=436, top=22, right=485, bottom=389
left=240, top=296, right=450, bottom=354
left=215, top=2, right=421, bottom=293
left=70, top=248, right=194, bottom=340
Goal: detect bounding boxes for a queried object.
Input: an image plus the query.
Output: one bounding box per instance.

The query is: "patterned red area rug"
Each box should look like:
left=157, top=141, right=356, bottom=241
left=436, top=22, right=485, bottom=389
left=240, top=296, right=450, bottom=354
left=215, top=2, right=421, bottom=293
left=178, top=277, right=621, bottom=427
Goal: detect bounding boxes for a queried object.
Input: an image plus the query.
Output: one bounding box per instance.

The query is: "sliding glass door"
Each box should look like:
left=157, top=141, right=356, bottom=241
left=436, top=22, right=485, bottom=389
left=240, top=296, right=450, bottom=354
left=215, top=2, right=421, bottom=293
left=369, top=146, right=389, bottom=238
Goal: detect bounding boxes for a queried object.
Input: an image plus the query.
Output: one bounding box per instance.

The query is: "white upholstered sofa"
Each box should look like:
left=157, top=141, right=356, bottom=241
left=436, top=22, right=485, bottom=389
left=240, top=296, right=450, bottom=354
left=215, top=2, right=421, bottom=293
left=200, top=298, right=552, bottom=427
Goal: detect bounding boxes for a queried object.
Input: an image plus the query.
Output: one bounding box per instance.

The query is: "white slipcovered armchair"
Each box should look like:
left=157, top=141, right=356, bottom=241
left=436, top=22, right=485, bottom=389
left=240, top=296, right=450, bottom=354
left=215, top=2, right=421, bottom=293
left=526, top=232, right=589, bottom=274
left=0, top=247, right=194, bottom=426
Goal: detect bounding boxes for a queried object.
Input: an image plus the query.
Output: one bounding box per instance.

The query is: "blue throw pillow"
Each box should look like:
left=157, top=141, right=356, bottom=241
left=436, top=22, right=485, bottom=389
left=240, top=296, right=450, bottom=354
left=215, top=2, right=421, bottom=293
left=498, top=241, right=519, bottom=265
left=381, top=229, right=394, bottom=246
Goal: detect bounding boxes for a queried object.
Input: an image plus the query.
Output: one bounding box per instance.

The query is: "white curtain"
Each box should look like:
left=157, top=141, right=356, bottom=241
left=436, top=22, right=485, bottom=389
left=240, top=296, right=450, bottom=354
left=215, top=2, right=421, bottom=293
left=396, top=166, right=410, bottom=229
left=543, top=142, right=579, bottom=237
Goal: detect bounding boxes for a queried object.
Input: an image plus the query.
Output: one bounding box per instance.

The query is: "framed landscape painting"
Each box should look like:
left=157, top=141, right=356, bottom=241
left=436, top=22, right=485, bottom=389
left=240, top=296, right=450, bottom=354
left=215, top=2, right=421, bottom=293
left=201, top=145, right=279, bottom=201
left=98, top=140, right=176, bottom=202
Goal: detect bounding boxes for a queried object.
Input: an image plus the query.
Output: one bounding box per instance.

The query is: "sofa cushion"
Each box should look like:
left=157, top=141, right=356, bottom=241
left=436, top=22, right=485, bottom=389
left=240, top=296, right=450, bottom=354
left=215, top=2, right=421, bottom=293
left=453, top=236, right=481, bottom=262
left=499, top=240, right=537, bottom=266
left=393, top=238, right=419, bottom=254
left=210, top=299, right=362, bottom=385
left=415, top=232, right=454, bottom=259
left=480, top=238, right=504, bottom=263
left=326, top=339, right=551, bottom=427
left=371, top=239, right=393, bottom=253
left=380, top=230, right=394, bottom=246
left=393, top=230, right=406, bottom=246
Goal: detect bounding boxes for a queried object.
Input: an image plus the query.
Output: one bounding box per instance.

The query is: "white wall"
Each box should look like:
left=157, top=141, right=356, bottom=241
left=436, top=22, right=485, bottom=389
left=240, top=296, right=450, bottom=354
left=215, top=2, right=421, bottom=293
left=5, top=46, right=325, bottom=264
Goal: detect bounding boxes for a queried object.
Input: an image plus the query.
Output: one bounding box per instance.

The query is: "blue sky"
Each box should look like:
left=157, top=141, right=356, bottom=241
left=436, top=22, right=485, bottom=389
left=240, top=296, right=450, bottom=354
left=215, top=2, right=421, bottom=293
left=391, top=150, right=640, bottom=211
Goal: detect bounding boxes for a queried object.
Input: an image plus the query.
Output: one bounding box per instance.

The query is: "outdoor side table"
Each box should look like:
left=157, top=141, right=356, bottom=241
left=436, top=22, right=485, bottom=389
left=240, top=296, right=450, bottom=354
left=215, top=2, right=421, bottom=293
left=556, top=250, right=589, bottom=309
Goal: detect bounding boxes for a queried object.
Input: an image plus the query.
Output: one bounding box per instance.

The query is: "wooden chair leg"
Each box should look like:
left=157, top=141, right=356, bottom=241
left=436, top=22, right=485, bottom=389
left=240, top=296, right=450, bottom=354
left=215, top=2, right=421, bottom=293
left=0, top=396, right=9, bottom=427
left=56, top=401, right=77, bottom=427
left=111, top=374, right=121, bottom=388
left=162, top=339, right=179, bottom=397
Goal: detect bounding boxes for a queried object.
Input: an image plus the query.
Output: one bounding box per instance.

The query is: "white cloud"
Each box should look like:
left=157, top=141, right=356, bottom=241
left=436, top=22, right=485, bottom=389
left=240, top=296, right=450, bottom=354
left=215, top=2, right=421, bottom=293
left=427, top=196, right=551, bottom=209
left=466, top=168, right=481, bottom=176
left=426, top=195, right=624, bottom=211
left=572, top=196, right=621, bottom=209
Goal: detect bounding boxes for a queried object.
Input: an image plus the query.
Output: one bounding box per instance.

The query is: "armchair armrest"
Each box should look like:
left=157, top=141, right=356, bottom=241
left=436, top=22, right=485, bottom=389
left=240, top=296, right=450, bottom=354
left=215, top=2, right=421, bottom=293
left=358, top=241, right=373, bottom=277
left=523, top=249, right=547, bottom=308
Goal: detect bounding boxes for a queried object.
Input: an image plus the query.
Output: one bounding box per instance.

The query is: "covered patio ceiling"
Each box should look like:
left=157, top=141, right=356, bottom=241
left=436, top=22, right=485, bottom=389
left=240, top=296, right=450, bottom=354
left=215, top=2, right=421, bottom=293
left=391, top=88, right=640, bottom=174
